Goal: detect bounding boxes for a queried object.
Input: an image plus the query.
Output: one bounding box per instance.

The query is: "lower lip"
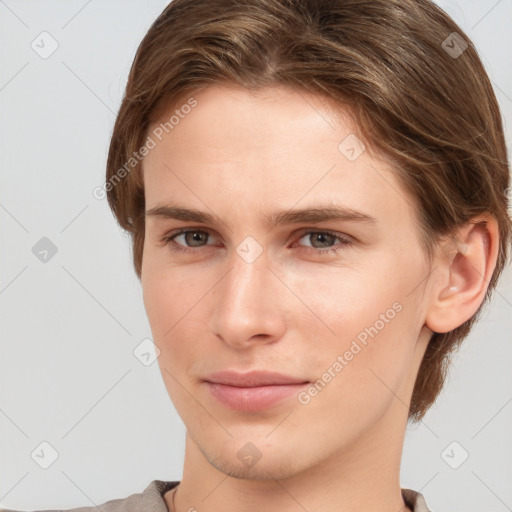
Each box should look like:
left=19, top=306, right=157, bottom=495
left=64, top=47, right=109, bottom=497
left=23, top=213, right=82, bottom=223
left=205, top=382, right=309, bottom=412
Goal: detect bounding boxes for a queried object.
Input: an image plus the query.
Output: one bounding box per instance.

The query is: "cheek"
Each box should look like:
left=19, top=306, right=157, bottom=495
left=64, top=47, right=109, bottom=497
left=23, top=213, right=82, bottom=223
left=142, top=267, right=200, bottom=407
left=295, top=301, right=419, bottom=433
left=141, top=262, right=210, bottom=367
left=287, top=252, right=424, bottom=383
left=141, top=248, right=193, bottom=333
left=141, top=270, right=169, bottom=335
left=281, top=258, right=407, bottom=332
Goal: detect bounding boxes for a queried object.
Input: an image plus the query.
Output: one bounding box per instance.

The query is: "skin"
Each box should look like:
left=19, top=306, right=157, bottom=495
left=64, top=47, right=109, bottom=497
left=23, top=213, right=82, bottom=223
left=140, top=83, right=499, bottom=512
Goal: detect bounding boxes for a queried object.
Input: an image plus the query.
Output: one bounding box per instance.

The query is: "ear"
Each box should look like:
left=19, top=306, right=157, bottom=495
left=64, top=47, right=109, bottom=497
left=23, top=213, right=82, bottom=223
left=425, top=214, right=500, bottom=334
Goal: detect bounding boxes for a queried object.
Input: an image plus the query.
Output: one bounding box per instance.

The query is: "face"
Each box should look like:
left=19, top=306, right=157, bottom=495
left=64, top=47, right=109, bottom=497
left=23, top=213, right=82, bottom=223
left=141, top=83, right=432, bottom=480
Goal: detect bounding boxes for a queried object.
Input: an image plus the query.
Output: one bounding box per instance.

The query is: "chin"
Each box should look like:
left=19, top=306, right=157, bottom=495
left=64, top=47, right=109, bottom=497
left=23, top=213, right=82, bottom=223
left=212, top=455, right=308, bottom=481
left=198, top=436, right=314, bottom=481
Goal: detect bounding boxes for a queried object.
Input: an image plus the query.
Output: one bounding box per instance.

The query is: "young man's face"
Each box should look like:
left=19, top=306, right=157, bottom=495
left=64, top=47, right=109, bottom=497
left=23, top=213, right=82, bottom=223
left=141, top=83, right=432, bottom=479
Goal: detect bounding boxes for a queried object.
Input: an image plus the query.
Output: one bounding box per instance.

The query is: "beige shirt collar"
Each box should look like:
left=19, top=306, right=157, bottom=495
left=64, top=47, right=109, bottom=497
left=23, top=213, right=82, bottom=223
left=144, top=480, right=432, bottom=512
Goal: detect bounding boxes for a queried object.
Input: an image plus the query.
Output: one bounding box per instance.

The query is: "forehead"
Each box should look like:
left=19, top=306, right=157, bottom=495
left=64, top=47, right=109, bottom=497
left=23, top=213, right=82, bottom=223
left=148, top=83, right=357, bottom=153
left=142, top=83, right=416, bottom=231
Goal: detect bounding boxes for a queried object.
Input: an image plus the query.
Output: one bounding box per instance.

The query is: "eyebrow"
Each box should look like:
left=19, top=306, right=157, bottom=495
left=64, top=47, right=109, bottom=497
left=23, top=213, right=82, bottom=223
left=145, top=203, right=377, bottom=228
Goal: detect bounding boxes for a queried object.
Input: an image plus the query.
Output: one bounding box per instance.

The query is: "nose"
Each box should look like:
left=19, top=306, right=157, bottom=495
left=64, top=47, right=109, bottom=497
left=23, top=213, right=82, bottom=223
left=209, top=245, right=287, bottom=350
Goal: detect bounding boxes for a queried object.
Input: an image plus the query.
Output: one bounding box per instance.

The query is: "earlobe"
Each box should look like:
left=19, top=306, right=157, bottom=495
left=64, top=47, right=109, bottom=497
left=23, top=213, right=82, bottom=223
left=425, top=215, right=499, bottom=334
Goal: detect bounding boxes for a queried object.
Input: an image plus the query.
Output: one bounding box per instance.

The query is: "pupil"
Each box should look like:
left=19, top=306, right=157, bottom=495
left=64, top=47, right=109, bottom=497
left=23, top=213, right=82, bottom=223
left=314, top=233, right=331, bottom=247
left=188, top=232, right=205, bottom=246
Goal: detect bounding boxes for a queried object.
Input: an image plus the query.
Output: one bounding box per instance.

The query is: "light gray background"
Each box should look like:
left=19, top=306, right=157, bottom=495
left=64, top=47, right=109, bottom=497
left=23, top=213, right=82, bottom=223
left=0, top=1, right=511, bottom=510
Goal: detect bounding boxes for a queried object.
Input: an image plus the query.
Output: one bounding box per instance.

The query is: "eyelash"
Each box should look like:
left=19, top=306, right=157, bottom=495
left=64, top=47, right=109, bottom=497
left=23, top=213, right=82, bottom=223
left=161, top=228, right=353, bottom=256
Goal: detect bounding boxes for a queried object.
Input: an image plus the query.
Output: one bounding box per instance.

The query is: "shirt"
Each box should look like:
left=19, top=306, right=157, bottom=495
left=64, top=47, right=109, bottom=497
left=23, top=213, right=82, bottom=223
left=0, top=480, right=432, bottom=512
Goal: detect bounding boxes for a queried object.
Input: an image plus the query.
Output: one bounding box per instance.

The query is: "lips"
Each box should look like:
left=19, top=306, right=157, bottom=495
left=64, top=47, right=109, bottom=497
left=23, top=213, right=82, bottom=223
left=204, top=370, right=309, bottom=387
left=203, top=370, right=309, bottom=411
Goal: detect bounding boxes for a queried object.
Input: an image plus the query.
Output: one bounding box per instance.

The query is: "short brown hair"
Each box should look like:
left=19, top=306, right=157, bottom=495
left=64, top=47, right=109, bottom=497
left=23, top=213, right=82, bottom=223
left=105, top=0, right=511, bottom=422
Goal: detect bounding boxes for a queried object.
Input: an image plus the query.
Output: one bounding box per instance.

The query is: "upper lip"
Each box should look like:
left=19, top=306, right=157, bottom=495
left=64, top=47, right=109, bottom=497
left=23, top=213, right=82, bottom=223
left=204, top=370, right=309, bottom=387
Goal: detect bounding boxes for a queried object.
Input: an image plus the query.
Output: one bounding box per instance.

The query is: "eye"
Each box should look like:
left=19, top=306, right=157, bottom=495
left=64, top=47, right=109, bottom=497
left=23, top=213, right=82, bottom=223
left=293, top=229, right=353, bottom=255
left=163, top=229, right=217, bottom=254
left=162, top=228, right=353, bottom=256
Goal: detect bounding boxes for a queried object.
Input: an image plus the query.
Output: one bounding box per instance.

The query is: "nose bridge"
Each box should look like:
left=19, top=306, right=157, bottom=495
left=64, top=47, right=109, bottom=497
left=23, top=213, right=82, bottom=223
left=211, top=240, right=285, bottom=347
